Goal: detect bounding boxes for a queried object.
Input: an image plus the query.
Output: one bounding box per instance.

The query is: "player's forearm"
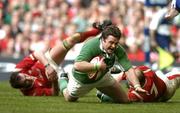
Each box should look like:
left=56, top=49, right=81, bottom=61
left=74, top=61, right=95, bottom=73
left=52, top=80, right=59, bottom=96
left=125, top=68, right=140, bottom=88
left=33, top=51, right=49, bottom=66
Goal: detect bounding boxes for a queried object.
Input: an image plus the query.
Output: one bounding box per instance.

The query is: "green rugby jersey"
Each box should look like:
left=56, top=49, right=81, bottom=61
left=72, top=37, right=132, bottom=84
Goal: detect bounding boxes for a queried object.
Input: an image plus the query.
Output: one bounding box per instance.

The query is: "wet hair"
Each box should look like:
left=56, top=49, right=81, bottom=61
left=101, top=25, right=121, bottom=40
left=9, top=72, right=24, bottom=88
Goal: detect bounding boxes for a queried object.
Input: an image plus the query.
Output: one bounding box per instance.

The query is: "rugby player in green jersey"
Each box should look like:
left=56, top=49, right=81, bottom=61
left=59, top=23, right=147, bottom=103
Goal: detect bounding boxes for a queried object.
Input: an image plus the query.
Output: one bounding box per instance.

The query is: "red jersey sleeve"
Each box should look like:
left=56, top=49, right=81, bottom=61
left=135, top=65, right=150, bottom=71
left=33, top=87, right=53, bottom=96
left=16, top=53, right=38, bottom=71
left=21, top=80, right=53, bottom=96
left=21, top=87, right=53, bottom=96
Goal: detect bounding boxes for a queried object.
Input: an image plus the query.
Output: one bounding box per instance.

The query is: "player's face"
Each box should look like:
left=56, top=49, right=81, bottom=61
left=18, top=73, right=34, bottom=88
left=102, top=35, right=119, bottom=54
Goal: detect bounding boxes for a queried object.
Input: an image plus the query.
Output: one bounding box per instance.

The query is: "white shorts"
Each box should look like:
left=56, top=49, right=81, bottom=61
left=67, top=72, right=116, bottom=98
left=156, top=70, right=180, bottom=101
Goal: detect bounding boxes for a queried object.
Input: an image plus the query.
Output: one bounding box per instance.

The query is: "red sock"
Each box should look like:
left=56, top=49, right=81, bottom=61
left=79, top=28, right=100, bottom=42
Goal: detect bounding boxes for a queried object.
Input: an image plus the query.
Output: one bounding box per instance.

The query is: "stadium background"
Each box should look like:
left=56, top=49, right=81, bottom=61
left=0, top=0, right=180, bottom=81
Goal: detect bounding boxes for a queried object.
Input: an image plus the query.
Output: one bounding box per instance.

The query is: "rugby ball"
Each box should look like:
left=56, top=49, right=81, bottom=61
left=88, top=56, right=103, bottom=80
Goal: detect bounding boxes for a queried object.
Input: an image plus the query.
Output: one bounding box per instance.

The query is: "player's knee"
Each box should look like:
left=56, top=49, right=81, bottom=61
left=64, top=95, right=78, bottom=102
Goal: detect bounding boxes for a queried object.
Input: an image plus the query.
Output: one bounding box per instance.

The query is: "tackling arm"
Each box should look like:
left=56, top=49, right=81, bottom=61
left=33, top=51, right=57, bottom=81
left=125, top=68, right=148, bottom=93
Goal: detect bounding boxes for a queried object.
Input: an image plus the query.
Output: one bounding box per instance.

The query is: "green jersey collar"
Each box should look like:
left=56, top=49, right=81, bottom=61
left=99, top=38, right=111, bottom=59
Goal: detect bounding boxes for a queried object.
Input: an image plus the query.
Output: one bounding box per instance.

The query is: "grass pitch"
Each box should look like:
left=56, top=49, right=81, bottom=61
left=0, top=81, right=180, bottom=113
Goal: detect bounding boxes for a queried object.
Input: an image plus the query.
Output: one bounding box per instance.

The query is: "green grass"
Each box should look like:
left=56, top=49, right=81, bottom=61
left=1, top=81, right=180, bottom=113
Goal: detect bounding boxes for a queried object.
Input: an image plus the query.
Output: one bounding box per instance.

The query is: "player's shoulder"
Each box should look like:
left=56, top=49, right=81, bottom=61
left=85, top=37, right=100, bottom=44
left=82, top=37, right=100, bottom=50
left=137, top=65, right=151, bottom=71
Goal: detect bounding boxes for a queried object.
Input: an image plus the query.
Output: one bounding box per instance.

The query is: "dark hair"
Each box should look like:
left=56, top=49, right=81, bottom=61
left=101, top=25, right=121, bottom=40
left=9, top=72, right=23, bottom=88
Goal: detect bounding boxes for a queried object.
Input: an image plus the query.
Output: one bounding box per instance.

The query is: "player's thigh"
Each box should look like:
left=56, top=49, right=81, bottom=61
left=63, top=88, right=78, bottom=102
left=67, top=75, right=94, bottom=98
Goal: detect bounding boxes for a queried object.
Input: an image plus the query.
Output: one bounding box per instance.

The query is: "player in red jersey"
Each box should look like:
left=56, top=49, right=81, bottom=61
left=127, top=66, right=180, bottom=102
left=9, top=21, right=104, bottom=96
left=97, top=65, right=180, bottom=102
left=10, top=52, right=59, bottom=96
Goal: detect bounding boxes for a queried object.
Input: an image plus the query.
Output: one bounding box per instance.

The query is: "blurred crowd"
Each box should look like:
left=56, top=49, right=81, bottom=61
left=0, top=0, right=179, bottom=64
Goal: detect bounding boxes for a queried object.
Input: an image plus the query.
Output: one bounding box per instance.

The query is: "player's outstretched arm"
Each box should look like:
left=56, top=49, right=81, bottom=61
left=125, top=68, right=148, bottom=93
left=33, top=51, right=57, bottom=81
